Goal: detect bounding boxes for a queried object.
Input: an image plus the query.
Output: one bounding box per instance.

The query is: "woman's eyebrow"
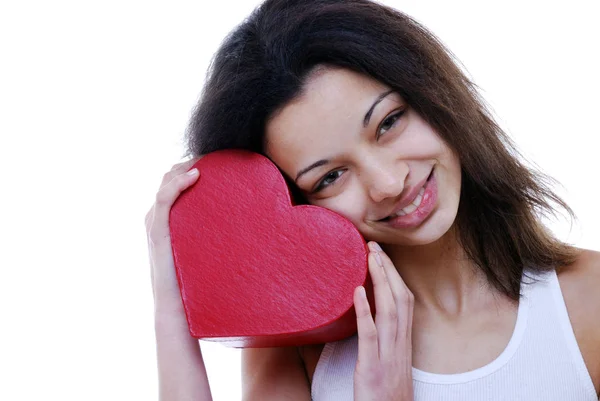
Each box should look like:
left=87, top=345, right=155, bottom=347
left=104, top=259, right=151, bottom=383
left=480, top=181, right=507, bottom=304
left=363, top=89, right=394, bottom=127
left=294, top=90, right=394, bottom=183
left=295, top=159, right=330, bottom=183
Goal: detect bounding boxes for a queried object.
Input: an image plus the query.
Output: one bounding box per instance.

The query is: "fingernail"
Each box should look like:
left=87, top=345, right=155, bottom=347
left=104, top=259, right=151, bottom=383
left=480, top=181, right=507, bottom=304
left=374, top=251, right=383, bottom=267
left=187, top=168, right=199, bottom=176
left=371, top=242, right=382, bottom=252
left=358, top=286, right=366, bottom=298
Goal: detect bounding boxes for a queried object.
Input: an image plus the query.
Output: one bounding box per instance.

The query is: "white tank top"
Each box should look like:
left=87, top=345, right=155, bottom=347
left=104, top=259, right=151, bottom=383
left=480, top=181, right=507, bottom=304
left=311, top=270, right=597, bottom=400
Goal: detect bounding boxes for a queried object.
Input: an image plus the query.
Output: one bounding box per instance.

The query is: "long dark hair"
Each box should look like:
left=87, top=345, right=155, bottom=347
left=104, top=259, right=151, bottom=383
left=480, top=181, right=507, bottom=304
left=185, top=0, right=578, bottom=300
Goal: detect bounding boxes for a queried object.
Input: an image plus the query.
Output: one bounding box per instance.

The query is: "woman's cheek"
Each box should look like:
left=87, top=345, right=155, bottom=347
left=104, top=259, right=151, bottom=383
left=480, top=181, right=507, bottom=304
left=318, top=190, right=367, bottom=229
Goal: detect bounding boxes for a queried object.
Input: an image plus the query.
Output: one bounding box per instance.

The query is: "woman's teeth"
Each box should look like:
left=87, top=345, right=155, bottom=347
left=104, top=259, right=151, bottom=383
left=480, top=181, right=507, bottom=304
left=392, top=187, right=425, bottom=217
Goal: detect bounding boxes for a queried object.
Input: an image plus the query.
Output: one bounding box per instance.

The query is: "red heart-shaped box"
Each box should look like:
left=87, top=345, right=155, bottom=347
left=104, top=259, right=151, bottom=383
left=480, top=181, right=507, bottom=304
left=169, top=150, right=369, bottom=348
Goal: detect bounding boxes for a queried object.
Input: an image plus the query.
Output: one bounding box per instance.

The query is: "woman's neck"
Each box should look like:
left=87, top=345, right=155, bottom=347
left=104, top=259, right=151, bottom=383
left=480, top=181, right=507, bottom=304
left=382, top=229, right=496, bottom=317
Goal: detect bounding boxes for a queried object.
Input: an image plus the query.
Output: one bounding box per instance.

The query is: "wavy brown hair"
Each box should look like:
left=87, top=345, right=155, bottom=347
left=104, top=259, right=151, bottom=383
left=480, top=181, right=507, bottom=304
left=185, top=0, right=578, bottom=300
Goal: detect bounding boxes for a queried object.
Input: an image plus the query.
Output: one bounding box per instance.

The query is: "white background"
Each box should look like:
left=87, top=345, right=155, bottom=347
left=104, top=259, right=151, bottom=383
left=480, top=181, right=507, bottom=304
left=0, top=0, right=598, bottom=400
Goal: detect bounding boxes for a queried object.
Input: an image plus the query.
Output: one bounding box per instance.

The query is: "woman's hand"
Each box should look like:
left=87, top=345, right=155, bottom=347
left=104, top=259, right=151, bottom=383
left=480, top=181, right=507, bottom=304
left=146, top=157, right=214, bottom=401
left=353, top=242, right=414, bottom=401
left=145, top=157, right=201, bottom=308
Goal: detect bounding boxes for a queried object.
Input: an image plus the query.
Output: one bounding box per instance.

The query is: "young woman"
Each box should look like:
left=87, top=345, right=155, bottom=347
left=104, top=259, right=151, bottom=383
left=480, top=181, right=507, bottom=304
left=145, top=0, right=600, bottom=399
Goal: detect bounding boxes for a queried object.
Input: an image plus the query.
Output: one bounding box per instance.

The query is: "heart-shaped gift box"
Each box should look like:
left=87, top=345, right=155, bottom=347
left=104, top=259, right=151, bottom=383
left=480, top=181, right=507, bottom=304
left=169, top=150, right=370, bottom=348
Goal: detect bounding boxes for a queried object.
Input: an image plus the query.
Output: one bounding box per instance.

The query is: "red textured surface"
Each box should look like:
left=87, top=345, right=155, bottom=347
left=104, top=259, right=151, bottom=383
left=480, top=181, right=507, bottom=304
left=169, top=150, right=370, bottom=348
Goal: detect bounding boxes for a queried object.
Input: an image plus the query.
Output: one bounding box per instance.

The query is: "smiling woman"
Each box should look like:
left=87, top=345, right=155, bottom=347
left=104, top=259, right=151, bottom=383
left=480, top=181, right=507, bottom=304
left=144, top=0, right=600, bottom=400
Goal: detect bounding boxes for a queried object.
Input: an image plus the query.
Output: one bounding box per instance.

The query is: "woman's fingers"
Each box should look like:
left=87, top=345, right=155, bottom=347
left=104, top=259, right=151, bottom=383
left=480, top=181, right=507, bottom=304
left=356, top=241, right=404, bottom=367
left=147, top=157, right=202, bottom=230
left=160, top=156, right=203, bottom=188
left=148, top=156, right=203, bottom=230
left=367, top=243, right=398, bottom=358
left=377, top=247, right=415, bottom=344
left=150, top=168, right=200, bottom=246
left=354, top=285, right=378, bottom=368
left=354, top=243, right=414, bottom=399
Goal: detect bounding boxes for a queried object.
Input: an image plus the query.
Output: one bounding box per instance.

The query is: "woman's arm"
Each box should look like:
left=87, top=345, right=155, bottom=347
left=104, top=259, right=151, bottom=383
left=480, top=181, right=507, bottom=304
left=558, top=248, right=600, bottom=396
left=146, top=158, right=214, bottom=401
left=155, top=300, right=213, bottom=401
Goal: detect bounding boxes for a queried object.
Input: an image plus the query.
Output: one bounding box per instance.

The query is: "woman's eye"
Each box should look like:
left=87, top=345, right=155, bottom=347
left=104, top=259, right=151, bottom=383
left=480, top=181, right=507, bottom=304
left=377, top=109, right=405, bottom=139
left=313, top=170, right=344, bottom=193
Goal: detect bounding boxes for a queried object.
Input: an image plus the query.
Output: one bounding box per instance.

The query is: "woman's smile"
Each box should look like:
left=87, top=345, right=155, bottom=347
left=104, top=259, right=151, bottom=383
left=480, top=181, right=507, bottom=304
left=375, top=168, right=437, bottom=229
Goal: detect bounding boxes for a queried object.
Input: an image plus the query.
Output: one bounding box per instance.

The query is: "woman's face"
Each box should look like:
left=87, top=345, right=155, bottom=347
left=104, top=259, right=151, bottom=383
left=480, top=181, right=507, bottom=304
left=265, top=67, right=461, bottom=246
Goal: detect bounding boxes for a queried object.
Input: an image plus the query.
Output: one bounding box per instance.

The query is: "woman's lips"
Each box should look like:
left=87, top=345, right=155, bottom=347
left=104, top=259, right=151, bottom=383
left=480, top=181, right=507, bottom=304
left=380, top=171, right=437, bottom=229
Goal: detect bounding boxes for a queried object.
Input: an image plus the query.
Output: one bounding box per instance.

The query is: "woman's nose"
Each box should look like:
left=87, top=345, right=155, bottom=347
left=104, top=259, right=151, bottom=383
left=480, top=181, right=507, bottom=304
left=366, top=161, right=409, bottom=203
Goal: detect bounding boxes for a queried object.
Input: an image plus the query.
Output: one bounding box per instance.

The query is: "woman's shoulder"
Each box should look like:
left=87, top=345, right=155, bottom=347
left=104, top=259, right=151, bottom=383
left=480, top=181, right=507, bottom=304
left=557, top=248, right=600, bottom=301
left=556, top=247, right=600, bottom=394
